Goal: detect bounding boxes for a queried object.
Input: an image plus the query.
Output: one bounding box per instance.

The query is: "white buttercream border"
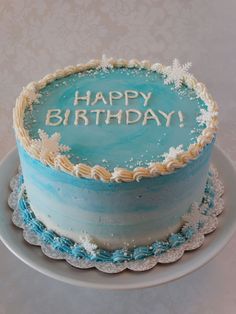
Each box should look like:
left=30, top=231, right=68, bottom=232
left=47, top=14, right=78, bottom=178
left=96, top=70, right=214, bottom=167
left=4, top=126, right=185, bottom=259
left=13, top=58, right=218, bottom=183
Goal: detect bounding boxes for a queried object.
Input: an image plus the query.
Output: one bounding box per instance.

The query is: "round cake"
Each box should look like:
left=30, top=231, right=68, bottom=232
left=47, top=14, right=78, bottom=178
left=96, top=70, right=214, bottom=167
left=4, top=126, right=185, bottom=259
left=13, top=56, right=218, bottom=254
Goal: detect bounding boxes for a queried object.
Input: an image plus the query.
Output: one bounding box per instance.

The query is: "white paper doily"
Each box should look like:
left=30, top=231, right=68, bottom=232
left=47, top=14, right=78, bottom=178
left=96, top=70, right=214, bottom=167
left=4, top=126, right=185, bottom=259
left=8, top=166, right=224, bottom=274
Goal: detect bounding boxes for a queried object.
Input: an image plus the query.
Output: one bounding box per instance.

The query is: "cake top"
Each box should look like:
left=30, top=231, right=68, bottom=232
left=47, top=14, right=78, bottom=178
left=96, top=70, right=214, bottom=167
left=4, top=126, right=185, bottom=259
left=13, top=56, right=218, bottom=183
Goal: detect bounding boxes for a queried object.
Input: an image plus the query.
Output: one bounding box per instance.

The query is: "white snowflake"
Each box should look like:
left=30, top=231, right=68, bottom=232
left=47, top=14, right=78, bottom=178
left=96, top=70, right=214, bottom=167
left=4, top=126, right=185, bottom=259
left=162, top=144, right=184, bottom=163
left=97, top=54, right=113, bottom=72
left=31, top=129, right=70, bottom=162
left=196, top=108, right=218, bottom=127
left=78, top=233, right=98, bottom=256
left=163, top=59, right=192, bottom=89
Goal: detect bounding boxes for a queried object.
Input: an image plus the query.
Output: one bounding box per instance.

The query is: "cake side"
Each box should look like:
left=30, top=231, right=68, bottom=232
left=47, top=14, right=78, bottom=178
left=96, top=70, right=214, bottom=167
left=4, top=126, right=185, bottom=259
left=17, top=140, right=213, bottom=249
left=13, top=57, right=218, bottom=183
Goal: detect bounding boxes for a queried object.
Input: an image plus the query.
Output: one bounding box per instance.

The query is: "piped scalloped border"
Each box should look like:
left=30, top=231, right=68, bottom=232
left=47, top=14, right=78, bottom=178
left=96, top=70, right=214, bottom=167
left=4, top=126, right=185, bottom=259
left=13, top=58, right=219, bottom=183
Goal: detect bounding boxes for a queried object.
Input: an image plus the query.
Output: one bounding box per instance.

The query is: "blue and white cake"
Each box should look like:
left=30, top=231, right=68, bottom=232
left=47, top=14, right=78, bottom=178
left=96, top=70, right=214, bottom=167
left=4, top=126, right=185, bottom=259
left=13, top=56, right=218, bottom=256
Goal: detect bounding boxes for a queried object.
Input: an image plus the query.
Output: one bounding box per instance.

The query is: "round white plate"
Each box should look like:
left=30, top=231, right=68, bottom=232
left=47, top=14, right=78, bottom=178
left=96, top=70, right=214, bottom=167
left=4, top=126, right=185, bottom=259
left=0, top=146, right=235, bottom=290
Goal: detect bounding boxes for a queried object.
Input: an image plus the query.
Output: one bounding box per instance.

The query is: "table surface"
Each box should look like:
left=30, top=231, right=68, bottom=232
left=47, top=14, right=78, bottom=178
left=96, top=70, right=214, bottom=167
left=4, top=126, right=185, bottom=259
left=0, top=1, right=236, bottom=313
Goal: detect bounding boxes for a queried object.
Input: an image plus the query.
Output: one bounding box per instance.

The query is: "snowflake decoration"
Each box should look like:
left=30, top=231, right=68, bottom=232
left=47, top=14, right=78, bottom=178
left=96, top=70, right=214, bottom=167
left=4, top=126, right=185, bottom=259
left=162, top=144, right=184, bottom=163
left=78, top=233, right=98, bottom=256
left=97, top=54, right=113, bottom=72
left=31, top=129, right=70, bottom=162
left=163, top=59, right=192, bottom=89
left=196, top=108, right=218, bottom=127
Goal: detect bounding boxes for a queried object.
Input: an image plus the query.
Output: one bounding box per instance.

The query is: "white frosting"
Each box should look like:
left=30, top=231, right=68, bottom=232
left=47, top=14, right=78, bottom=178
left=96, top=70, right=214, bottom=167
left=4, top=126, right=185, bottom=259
left=139, top=91, right=152, bottom=106
left=74, top=90, right=91, bottom=106
left=74, top=89, right=152, bottom=107
left=162, top=145, right=184, bottom=163
left=126, top=109, right=142, bottom=124
left=91, top=91, right=108, bottom=106
left=178, top=110, right=184, bottom=128
left=105, top=110, right=123, bottom=125
left=45, top=108, right=184, bottom=127
left=45, top=109, right=63, bottom=126
left=158, top=110, right=175, bottom=127
left=90, top=109, right=106, bottom=125
left=197, top=108, right=218, bottom=127
left=74, top=110, right=89, bottom=126
left=124, top=90, right=139, bottom=106
left=63, top=109, right=70, bottom=126
left=109, top=91, right=123, bottom=105
left=142, top=109, right=161, bottom=126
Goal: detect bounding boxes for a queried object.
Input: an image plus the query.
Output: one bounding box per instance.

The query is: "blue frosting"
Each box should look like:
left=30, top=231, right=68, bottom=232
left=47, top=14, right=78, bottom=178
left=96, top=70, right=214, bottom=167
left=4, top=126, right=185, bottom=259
left=168, top=233, right=186, bottom=248
left=71, top=245, right=87, bottom=259
left=41, top=230, right=56, bottom=244
left=17, top=173, right=215, bottom=263
left=133, top=246, right=153, bottom=260
left=24, top=67, right=206, bottom=170
left=90, top=249, right=112, bottom=262
left=152, top=241, right=170, bottom=255
left=112, top=249, right=131, bottom=263
left=181, top=226, right=196, bottom=240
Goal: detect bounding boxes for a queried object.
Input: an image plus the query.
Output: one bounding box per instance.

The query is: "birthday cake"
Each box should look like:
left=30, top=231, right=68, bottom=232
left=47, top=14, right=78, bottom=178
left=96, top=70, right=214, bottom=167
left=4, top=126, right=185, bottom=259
left=13, top=56, right=218, bottom=262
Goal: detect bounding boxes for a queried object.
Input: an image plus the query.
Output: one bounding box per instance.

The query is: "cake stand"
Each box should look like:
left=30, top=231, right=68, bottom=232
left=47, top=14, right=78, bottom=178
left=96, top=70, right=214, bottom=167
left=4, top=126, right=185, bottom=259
left=0, top=146, right=235, bottom=290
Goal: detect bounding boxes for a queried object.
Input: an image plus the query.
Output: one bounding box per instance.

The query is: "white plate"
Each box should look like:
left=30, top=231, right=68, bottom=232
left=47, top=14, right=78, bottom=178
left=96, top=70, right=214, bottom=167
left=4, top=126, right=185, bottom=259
left=0, top=146, right=235, bottom=290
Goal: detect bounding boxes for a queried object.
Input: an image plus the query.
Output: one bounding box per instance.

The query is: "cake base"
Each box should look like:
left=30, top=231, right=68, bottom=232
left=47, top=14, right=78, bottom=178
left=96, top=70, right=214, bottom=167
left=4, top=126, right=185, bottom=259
left=8, top=162, right=224, bottom=273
